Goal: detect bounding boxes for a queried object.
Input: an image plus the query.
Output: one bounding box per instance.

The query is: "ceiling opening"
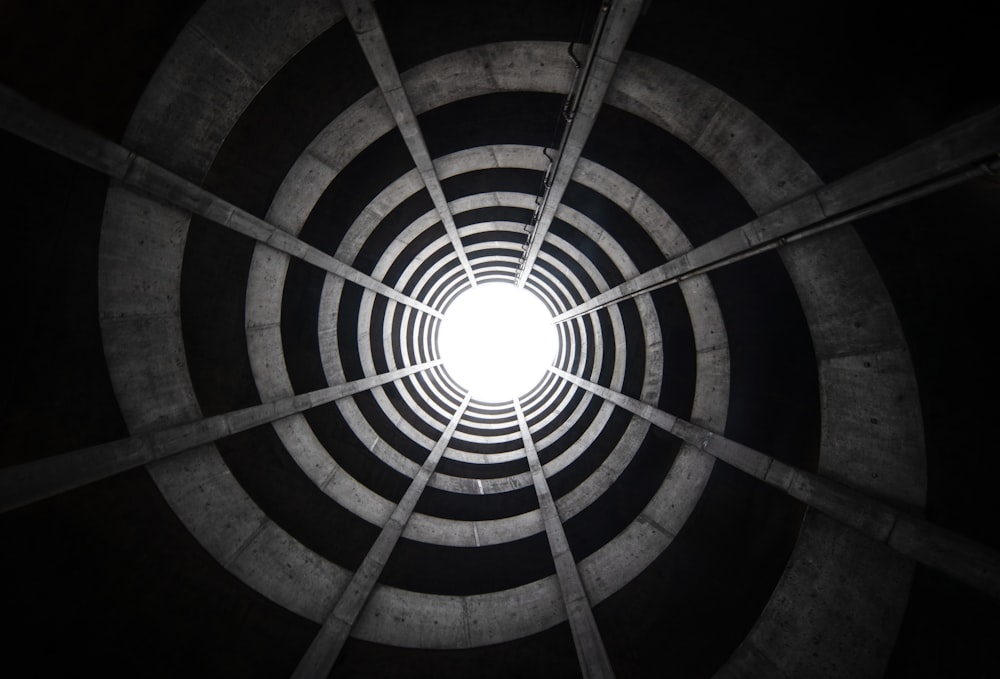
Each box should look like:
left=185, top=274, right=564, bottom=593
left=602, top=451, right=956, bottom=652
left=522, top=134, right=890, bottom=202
left=439, top=283, right=557, bottom=403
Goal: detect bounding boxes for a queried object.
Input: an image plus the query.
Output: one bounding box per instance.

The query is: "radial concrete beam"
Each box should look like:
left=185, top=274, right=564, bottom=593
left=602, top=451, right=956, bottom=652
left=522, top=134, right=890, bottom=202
left=513, top=398, right=616, bottom=679
left=0, top=361, right=440, bottom=513
left=341, top=0, right=477, bottom=288
left=554, top=104, right=1000, bottom=323
left=0, top=84, right=442, bottom=319
left=549, top=366, right=1000, bottom=600
left=291, top=392, right=472, bottom=678
left=515, top=0, right=644, bottom=288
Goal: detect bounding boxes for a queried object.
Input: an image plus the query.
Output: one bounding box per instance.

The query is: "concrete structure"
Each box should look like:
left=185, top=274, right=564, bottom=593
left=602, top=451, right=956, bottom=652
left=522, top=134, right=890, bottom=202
left=0, top=361, right=439, bottom=513
left=549, top=366, right=1000, bottom=598
left=1, top=1, right=998, bottom=678
left=293, top=393, right=471, bottom=677
left=514, top=397, right=616, bottom=679
left=515, top=0, right=643, bottom=286
left=341, top=0, right=477, bottom=288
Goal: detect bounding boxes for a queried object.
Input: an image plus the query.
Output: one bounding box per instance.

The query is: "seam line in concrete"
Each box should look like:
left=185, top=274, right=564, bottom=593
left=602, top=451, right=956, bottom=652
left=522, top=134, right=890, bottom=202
left=225, top=516, right=272, bottom=569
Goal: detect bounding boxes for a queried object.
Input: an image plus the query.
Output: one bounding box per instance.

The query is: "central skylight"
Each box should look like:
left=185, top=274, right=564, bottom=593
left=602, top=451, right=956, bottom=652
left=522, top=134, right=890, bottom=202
left=438, top=283, right=557, bottom=403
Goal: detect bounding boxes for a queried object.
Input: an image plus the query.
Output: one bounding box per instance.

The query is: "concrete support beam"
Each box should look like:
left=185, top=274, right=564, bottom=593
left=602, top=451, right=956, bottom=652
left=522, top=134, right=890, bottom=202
left=515, top=0, right=643, bottom=287
left=513, top=398, right=616, bottom=679
left=341, top=0, right=477, bottom=288
left=292, top=392, right=472, bottom=678
left=0, top=84, right=442, bottom=319
left=0, top=361, right=440, bottom=513
left=554, top=104, right=1000, bottom=323
left=549, top=366, right=1000, bottom=600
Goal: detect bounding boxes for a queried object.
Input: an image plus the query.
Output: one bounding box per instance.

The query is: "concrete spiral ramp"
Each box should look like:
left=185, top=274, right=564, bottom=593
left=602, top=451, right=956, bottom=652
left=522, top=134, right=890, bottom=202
left=2, top=1, right=999, bottom=677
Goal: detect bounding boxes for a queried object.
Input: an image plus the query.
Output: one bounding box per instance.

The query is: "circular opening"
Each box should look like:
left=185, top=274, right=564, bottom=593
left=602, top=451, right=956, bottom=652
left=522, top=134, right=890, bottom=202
left=438, top=283, right=558, bottom=403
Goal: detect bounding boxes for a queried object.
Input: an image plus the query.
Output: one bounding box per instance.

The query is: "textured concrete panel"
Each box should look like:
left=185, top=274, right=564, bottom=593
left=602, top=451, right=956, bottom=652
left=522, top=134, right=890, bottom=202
left=246, top=325, right=294, bottom=399
left=125, top=0, right=341, bottom=181
left=149, top=444, right=269, bottom=567
left=818, top=348, right=926, bottom=508
left=578, top=511, right=673, bottom=604
left=193, top=0, right=341, bottom=85
left=741, top=513, right=914, bottom=679
left=465, top=577, right=565, bottom=646
left=603, top=53, right=923, bottom=679
left=98, top=186, right=188, bottom=321
left=125, top=28, right=261, bottom=181
left=555, top=414, right=651, bottom=520
left=229, top=518, right=349, bottom=623
left=102, top=314, right=200, bottom=433
left=692, top=97, right=820, bottom=212
left=405, top=42, right=576, bottom=114
left=780, top=230, right=907, bottom=359
left=355, top=588, right=470, bottom=649
left=266, top=153, right=340, bottom=234
left=641, top=445, right=717, bottom=537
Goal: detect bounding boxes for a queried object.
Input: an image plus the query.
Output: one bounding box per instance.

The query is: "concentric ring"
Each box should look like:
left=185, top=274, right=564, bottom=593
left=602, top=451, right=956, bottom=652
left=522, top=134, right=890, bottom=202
left=96, top=4, right=924, bottom=675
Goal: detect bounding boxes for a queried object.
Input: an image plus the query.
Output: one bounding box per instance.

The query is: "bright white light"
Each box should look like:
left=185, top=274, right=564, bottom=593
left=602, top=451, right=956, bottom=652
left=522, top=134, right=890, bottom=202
left=438, top=283, right=557, bottom=403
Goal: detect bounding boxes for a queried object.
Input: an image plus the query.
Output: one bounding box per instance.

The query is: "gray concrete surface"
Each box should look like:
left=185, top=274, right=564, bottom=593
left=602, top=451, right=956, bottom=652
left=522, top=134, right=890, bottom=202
left=292, top=393, right=472, bottom=678
left=0, top=84, right=440, bottom=320
left=514, top=398, right=616, bottom=679
left=554, top=104, right=1000, bottom=324
left=516, top=0, right=643, bottom=286
left=341, top=0, right=477, bottom=287
left=550, top=367, right=1000, bottom=599
left=0, top=362, right=438, bottom=513
left=125, top=0, right=342, bottom=183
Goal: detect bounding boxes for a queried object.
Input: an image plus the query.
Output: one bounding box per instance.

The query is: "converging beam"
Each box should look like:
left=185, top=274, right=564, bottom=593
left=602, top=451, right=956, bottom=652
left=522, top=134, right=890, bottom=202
left=554, top=105, right=1000, bottom=323
left=515, top=0, right=644, bottom=288
left=291, top=392, right=472, bottom=678
left=514, top=398, right=616, bottom=679
left=0, top=84, right=443, bottom=319
left=549, top=366, right=1000, bottom=600
left=341, top=0, right=477, bottom=288
left=0, top=361, right=441, bottom=513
